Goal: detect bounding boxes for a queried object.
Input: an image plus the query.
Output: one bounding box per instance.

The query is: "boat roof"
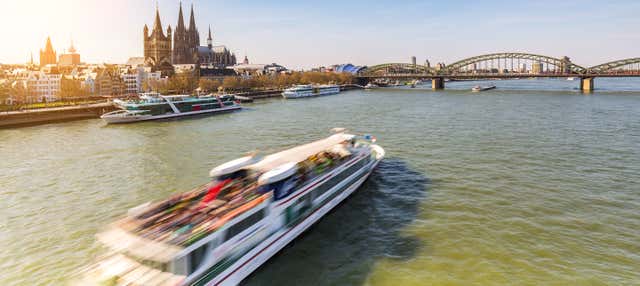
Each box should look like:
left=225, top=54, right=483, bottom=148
left=250, top=133, right=353, bottom=172
left=258, top=162, right=297, bottom=185
left=209, top=155, right=261, bottom=178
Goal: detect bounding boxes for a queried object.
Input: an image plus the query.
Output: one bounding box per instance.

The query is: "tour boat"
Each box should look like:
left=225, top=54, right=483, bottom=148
left=281, top=84, right=340, bottom=99
left=471, top=84, right=497, bottom=92
left=101, top=92, right=241, bottom=124
left=77, top=130, right=384, bottom=286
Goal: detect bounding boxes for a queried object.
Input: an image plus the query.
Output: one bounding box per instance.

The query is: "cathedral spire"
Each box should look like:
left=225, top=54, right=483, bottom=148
left=188, top=4, right=199, bottom=46
left=153, top=5, right=163, bottom=33
left=177, top=1, right=185, bottom=30
left=45, top=36, right=54, bottom=52
left=207, top=25, right=213, bottom=48
left=188, top=4, right=196, bottom=32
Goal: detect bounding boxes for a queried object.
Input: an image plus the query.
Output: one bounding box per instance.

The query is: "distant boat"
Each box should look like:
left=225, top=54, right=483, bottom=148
left=364, top=83, right=378, bottom=89
left=471, top=85, right=496, bottom=92
left=566, top=77, right=577, bottom=81
left=282, top=84, right=340, bottom=99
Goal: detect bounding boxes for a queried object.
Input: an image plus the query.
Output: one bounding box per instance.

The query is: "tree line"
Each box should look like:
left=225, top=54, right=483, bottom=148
left=147, top=72, right=354, bottom=94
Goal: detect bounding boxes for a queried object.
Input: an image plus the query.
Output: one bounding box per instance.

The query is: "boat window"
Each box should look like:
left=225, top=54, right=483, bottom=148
left=189, top=243, right=209, bottom=274
left=224, top=208, right=266, bottom=242
left=313, top=157, right=368, bottom=199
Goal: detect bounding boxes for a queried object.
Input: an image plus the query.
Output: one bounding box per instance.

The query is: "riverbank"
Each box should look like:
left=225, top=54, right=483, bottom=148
left=0, top=85, right=365, bottom=128
left=0, top=102, right=116, bottom=128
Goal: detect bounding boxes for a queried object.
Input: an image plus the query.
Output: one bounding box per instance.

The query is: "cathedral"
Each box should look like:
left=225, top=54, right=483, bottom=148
left=144, top=3, right=237, bottom=74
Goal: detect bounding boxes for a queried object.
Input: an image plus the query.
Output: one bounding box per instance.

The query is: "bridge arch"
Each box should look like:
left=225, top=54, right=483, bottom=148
left=360, top=63, right=433, bottom=76
left=586, top=58, right=640, bottom=74
left=444, top=52, right=587, bottom=74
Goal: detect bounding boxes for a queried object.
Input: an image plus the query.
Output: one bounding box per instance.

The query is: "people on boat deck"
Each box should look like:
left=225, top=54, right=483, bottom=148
left=132, top=146, right=352, bottom=241
left=200, top=169, right=256, bottom=207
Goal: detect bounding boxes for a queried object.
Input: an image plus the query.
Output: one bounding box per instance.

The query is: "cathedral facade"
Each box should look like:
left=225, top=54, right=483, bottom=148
left=144, top=3, right=237, bottom=73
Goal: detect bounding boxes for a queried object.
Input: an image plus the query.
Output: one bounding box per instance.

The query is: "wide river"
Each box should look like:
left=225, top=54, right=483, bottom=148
left=1, top=78, right=639, bottom=285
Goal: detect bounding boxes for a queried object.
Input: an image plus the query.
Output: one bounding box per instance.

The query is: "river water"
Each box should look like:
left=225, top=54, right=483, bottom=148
left=1, top=78, right=639, bottom=285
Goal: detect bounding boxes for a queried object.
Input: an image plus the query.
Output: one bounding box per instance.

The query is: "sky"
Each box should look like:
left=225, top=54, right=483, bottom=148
left=1, top=0, right=640, bottom=69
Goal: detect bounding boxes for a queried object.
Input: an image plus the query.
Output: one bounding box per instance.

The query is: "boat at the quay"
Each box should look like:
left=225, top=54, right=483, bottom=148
left=77, top=130, right=384, bottom=286
left=282, top=84, right=340, bottom=99
left=100, top=93, right=241, bottom=124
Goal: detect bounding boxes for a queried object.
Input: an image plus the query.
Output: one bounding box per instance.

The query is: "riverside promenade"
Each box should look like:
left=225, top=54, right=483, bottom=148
left=0, top=102, right=116, bottom=128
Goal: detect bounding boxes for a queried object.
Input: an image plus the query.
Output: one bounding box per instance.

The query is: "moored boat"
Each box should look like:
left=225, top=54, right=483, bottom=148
left=101, top=92, right=241, bottom=124
left=471, top=84, right=497, bottom=92
left=364, top=83, right=378, bottom=89
left=76, top=130, right=384, bottom=286
left=282, top=84, right=340, bottom=99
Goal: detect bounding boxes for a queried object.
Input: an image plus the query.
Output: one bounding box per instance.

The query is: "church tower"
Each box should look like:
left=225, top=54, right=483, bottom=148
left=144, top=6, right=173, bottom=74
left=39, top=37, right=57, bottom=66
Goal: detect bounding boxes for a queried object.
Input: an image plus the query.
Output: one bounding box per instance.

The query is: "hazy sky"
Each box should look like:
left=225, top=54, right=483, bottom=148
left=2, top=0, right=640, bottom=69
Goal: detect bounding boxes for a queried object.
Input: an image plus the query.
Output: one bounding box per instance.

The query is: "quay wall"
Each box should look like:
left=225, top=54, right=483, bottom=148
left=0, top=103, right=116, bottom=128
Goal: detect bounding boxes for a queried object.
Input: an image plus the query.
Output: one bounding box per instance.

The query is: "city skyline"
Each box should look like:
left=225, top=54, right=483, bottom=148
left=2, top=0, right=640, bottom=69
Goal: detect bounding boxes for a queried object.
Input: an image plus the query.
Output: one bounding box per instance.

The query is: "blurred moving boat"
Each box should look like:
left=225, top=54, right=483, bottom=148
left=471, top=85, right=497, bottom=92
left=282, top=84, right=340, bottom=99
left=77, top=130, right=384, bottom=286
left=101, top=92, right=241, bottom=124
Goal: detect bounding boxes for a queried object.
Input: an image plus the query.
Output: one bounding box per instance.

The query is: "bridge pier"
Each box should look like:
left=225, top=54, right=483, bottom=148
left=580, top=77, right=594, bottom=92
left=432, top=77, right=445, bottom=90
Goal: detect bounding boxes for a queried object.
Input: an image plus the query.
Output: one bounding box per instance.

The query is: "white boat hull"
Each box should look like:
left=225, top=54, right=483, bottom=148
left=101, top=105, right=242, bottom=124
left=282, top=89, right=340, bottom=99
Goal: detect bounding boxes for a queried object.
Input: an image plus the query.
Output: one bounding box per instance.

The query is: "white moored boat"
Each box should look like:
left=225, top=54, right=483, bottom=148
left=101, top=93, right=241, bottom=124
left=282, top=84, right=340, bottom=99
left=77, top=130, right=384, bottom=286
left=471, top=84, right=496, bottom=92
left=364, top=83, right=378, bottom=89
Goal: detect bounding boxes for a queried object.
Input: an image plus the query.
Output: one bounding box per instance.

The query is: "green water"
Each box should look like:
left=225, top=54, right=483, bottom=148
left=1, top=81, right=639, bottom=285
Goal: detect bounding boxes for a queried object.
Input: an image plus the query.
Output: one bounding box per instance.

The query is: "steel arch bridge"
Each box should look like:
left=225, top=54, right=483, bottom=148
left=356, top=52, right=640, bottom=91
left=363, top=63, right=433, bottom=75
left=586, top=57, right=640, bottom=74
left=442, top=52, right=587, bottom=74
